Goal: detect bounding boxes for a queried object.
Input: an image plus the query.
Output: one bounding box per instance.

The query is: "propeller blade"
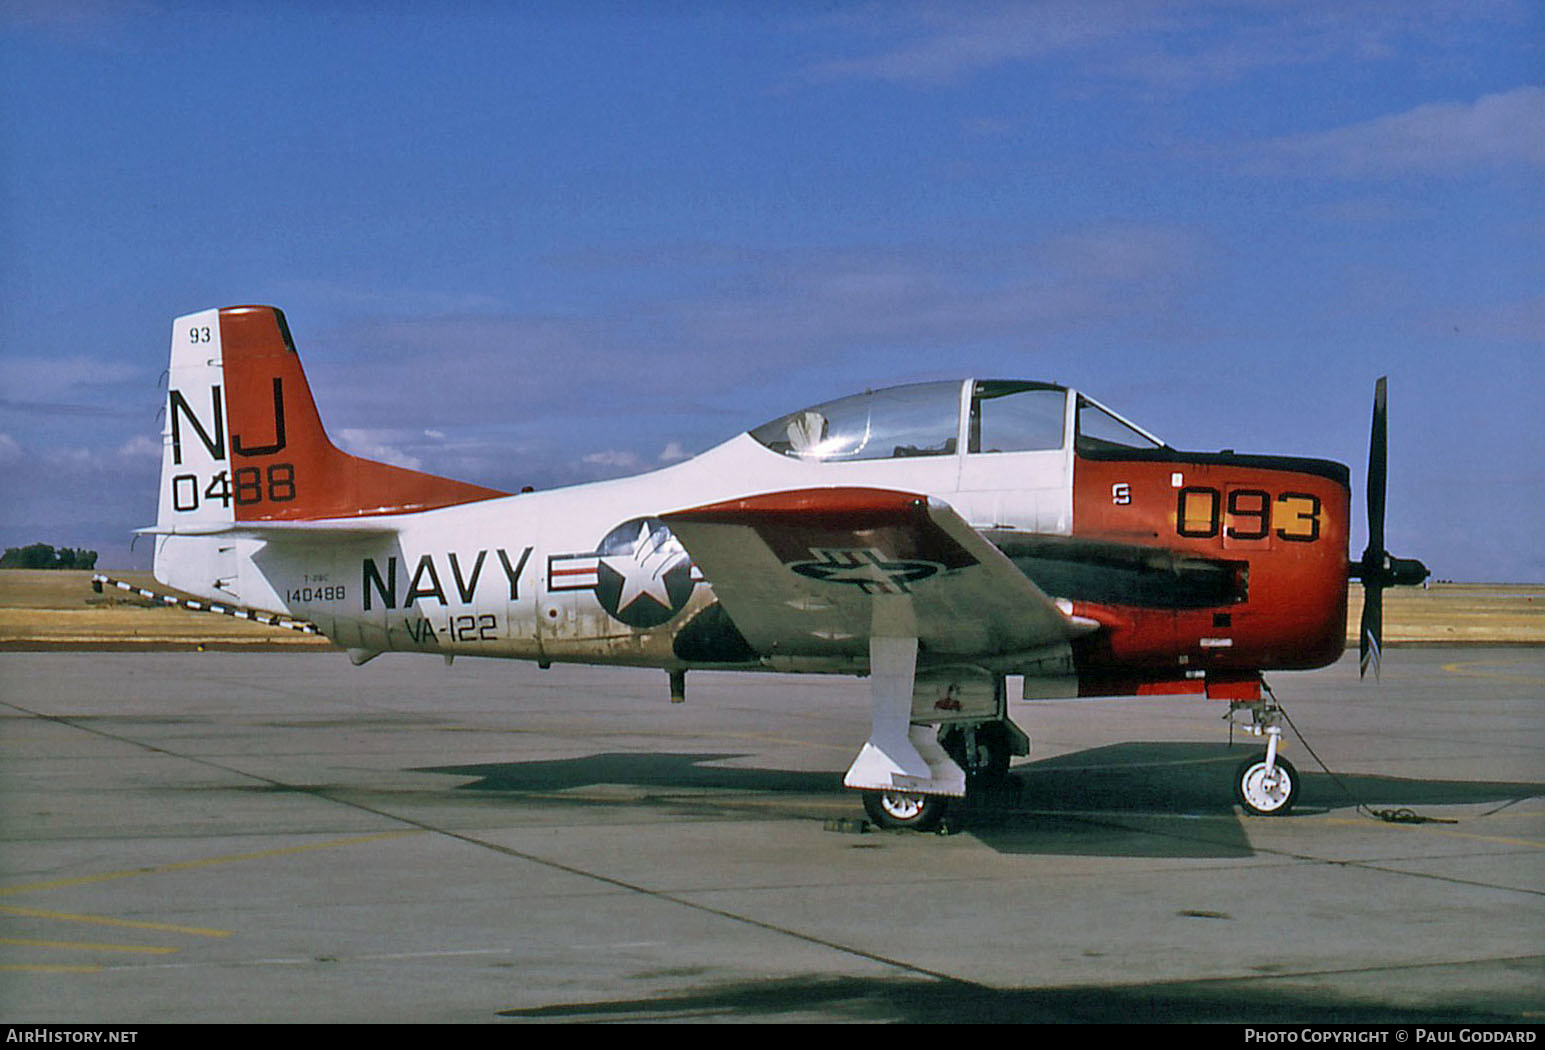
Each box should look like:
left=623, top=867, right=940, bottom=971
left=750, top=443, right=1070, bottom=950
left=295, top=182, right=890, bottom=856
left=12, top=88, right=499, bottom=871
left=1367, top=376, right=1387, bottom=558
left=1353, top=377, right=1429, bottom=680
left=1359, top=582, right=1383, bottom=679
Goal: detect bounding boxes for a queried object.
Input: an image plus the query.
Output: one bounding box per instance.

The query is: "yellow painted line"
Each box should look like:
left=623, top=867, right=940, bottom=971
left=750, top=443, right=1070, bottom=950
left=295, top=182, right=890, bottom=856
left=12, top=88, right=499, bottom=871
left=1442, top=660, right=1545, bottom=686
left=0, top=906, right=231, bottom=937
left=0, top=963, right=103, bottom=974
left=0, top=937, right=179, bottom=955
left=0, top=829, right=420, bottom=897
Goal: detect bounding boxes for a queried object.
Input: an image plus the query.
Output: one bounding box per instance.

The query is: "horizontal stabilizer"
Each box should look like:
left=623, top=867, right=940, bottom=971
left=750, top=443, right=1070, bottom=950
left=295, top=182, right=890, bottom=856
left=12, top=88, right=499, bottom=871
left=138, top=519, right=400, bottom=540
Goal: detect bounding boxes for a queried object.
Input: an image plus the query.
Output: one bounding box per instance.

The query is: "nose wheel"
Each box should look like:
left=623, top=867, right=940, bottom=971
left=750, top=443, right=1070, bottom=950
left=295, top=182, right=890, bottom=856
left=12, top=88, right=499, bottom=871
left=1235, top=752, right=1300, bottom=816
left=1228, top=699, right=1301, bottom=816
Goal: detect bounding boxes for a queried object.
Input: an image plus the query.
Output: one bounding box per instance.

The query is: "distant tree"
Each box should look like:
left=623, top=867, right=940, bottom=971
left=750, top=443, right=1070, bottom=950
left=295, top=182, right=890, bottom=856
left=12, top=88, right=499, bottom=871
left=58, top=547, right=98, bottom=569
left=0, top=543, right=57, bottom=568
left=0, top=543, right=98, bottom=569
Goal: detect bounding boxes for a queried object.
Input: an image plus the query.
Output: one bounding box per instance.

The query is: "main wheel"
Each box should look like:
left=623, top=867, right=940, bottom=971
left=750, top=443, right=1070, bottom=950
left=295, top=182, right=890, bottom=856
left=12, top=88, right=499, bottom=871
left=862, top=790, right=951, bottom=831
left=1235, top=753, right=1300, bottom=816
left=940, top=723, right=1012, bottom=785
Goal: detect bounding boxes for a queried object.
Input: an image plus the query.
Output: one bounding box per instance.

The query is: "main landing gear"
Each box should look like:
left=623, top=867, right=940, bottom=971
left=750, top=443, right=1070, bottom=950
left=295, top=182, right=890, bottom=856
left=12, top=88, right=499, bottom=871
left=845, top=637, right=1034, bottom=831
left=860, top=721, right=1021, bottom=831
left=940, top=721, right=1014, bottom=786
left=862, top=788, right=952, bottom=831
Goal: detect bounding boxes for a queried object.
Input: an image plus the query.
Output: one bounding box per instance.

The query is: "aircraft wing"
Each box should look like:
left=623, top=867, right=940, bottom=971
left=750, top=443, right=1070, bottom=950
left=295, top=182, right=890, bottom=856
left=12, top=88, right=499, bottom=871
left=663, top=488, right=1082, bottom=659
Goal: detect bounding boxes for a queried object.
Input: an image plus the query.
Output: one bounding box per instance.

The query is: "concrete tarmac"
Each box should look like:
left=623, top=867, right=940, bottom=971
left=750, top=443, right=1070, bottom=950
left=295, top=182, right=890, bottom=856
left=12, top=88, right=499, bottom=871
left=0, top=648, right=1540, bottom=1023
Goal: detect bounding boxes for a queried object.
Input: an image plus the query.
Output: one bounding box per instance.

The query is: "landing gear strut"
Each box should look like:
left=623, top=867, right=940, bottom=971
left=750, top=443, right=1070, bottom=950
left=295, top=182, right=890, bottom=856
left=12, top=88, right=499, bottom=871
left=847, top=648, right=1033, bottom=831
left=861, top=719, right=1023, bottom=830
left=1228, top=699, right=1299, bottom=816
left=940, top=721, right=1013, bottom=786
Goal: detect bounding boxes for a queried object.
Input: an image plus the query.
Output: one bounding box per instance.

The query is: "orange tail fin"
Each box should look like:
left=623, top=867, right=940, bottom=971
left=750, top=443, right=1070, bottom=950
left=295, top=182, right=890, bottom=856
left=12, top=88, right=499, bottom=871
left=158, top=305, right=506, bottom=528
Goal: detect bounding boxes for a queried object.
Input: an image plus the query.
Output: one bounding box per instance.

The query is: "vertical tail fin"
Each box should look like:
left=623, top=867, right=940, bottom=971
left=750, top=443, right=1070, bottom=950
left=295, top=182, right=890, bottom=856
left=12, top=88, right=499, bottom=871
left=156, top=305, right=506, bottom=530
left=158, top=308, right=231, bottom=531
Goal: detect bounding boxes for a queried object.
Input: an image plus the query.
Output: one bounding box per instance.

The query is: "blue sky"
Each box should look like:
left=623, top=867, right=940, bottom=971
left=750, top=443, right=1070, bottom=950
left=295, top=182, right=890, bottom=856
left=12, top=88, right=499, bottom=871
left=2, top=1, right=1541, bottom=580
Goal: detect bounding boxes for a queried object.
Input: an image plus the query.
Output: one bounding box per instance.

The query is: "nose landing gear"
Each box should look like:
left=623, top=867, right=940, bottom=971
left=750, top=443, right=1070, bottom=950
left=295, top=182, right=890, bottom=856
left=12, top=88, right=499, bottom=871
left=1229, top=699, right=1300, bottom=816
left=1235, top=751, right=1301, bottom=815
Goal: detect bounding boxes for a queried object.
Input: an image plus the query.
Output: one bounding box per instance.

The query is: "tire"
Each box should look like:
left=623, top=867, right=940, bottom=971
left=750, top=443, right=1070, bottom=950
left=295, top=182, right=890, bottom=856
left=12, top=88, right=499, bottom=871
left=1235, top=753, right=1300, bottom=816
left=940, top=723, right=1012, bottom=785
left=862, top=790, right=951, bottom=831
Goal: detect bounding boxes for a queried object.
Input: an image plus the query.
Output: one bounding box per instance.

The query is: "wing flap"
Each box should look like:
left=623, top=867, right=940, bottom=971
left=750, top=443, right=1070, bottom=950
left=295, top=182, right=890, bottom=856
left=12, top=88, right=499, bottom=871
left=663, top=488, right=1076, bottom=658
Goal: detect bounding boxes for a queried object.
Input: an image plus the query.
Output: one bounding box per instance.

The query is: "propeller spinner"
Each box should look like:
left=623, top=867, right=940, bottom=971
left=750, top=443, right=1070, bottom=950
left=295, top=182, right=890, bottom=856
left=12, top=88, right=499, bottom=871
left=1350, top=377, right=1430, bottom=677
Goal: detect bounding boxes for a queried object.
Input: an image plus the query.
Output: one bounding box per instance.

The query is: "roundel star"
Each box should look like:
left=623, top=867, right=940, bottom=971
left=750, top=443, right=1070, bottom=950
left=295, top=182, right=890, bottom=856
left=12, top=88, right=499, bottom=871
left=589, top=517, right=698, bottom=629
left=602, top=519, right=682, bottom=614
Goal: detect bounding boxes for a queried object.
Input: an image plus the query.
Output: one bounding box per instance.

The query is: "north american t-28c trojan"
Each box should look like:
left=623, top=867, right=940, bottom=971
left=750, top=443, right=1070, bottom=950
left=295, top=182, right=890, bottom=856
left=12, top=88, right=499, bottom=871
left=141, top=306, right=1428, bottom=829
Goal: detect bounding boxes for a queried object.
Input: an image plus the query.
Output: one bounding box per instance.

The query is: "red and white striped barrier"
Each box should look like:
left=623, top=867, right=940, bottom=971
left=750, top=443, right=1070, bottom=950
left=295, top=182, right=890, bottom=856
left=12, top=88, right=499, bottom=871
left=90, top=574, right=321, bottom=635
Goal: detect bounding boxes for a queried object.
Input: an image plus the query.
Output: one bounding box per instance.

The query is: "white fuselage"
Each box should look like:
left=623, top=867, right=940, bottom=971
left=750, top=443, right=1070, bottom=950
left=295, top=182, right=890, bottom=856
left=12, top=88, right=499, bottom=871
left=155, top=390, right=1077, bottom=672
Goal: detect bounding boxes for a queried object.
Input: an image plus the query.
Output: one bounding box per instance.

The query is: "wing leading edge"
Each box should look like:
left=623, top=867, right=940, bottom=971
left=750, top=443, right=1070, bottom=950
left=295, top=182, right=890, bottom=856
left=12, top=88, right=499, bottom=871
left=663, top=487, right=1084, bottom=661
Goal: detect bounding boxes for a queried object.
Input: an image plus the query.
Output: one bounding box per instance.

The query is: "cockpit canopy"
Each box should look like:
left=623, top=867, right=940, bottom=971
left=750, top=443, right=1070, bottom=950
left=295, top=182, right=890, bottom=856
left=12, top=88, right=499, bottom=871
left=749, top=379, right=1165, bottom=462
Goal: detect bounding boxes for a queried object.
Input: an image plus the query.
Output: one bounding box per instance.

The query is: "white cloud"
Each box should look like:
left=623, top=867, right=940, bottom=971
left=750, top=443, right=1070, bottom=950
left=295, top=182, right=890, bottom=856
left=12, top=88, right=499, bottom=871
left=799, top=1, right=1524, bottom=89
left=0, top=0, right=161, bottom=37
left=43, top=446, right=95, bottom=467
left=0, top=434, right=165, bottom=474
left=582, top=449, right=643, bottom=469
left=1, top=355, right=144, bottom=401
left=802, top=1, right=1179, bottom=85
left=334, top=428, right=425, bottom=471
left=1245, top=86, right=1545, bottom=176
left=115, top=434, right=161, bottom=460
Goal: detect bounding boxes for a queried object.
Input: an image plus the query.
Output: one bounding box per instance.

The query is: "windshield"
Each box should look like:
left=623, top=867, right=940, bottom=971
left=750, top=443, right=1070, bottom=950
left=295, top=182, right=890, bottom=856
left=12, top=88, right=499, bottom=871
left=750, top=381, right=962, bottom=461
left=1075, top=395, right=1165, bottom=452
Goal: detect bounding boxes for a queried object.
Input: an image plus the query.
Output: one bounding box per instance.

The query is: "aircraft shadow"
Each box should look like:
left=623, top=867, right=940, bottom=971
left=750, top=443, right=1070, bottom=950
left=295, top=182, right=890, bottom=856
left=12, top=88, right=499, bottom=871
left=416, top=742, right=1541, bottom=860
left=968, top=741, right=1542, bottom=857
left=419, top=752, right=843, bottom=796
left=1014, top=740, right=1543, bottom=812
left=495, top=969, right=1539, bottom=1024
